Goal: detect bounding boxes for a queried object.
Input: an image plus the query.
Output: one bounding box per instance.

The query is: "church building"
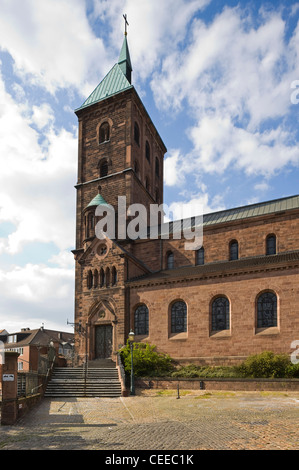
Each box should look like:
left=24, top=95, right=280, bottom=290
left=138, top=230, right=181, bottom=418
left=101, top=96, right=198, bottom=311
left=72, top=28, right=299, bottom=366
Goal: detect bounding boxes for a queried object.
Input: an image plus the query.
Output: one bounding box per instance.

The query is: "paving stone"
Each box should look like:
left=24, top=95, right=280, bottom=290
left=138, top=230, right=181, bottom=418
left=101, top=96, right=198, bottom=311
left=0, top=391, right=298, bottom=450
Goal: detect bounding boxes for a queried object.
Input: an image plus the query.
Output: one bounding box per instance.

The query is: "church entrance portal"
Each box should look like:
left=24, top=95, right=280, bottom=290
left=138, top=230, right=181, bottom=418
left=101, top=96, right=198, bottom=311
left=95, top=325, right=113, bottom=359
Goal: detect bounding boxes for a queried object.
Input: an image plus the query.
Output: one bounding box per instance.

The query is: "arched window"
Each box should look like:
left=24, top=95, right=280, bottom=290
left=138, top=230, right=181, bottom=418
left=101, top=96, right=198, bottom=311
left=99, top=122, right=110, bottom=143
left=155, top=189, right=159, bottom=204
left=155, top=157, right=159, bottom=177
left=266, top=234, right=276, bottom=255
left=105, top=267, right=110, bottom=287
left=111, top=266, right=117, bottom=285
left=134, top=122, right=140, bottom=145
left=229, top=240, right=239, bottom=261
left=134, top=160, right=140, bottom=178
left=171, top=301, right=187, bottom=333
left=167, top=251, right=174, bottom=269
left=100, top=160, right=108, bottom=178
left=94, top=269, right=98, bottom=288
left=134, top=304, right=149, bottom=336
left=100, top=268, right=105, bottom=288
left=145, top=141, right=150, bottom=162
left=211, top=297, right=230, bottom=331
left=257, top=292, right=277, bottom=328
left=196, top=247, right=204, bottom=265
left=145, top=177, right=150, bottom=191
left=87, top=270, right=93, bottom=289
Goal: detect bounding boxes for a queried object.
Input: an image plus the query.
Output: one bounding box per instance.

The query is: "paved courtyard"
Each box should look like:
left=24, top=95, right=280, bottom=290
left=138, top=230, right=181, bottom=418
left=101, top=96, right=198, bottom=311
left=0, top=390, right=298, bottom=450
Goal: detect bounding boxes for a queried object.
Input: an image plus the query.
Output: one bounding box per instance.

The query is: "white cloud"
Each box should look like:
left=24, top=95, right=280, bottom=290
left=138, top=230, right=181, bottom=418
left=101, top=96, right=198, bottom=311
left=164, top=149, right=185, bottom=187
left=31, top=103, right=54, bottom=130
left=0, top=263, right=74, bottom=333
left=0, top=70, right=77, bottom=255
left=92, top=0, right=212, bottom=82
left=151, top=6, right=299, bottom=179
left=0, top=0, right=109, bottom=95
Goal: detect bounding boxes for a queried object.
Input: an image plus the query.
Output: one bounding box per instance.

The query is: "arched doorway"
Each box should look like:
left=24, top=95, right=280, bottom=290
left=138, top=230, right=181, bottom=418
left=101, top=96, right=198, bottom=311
left=88, top=297, right=117, bottom=361
left=95, top=324, right=113, bottom=358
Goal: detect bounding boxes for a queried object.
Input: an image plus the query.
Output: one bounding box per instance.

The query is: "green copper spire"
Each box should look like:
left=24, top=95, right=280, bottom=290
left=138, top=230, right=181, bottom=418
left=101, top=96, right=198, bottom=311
left=75, top=17, right=133, bottom=113
left=118, top=34, right=132, bottom=84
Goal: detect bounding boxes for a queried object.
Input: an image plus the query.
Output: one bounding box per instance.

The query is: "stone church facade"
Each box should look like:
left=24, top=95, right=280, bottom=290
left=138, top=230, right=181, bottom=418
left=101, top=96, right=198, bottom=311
left=72, top=33, right=299, bottom=366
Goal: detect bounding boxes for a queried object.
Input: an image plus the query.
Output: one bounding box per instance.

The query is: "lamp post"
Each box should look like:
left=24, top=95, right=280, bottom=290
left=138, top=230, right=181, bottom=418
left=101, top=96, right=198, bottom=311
left=128, top=330, right=135, bottom=396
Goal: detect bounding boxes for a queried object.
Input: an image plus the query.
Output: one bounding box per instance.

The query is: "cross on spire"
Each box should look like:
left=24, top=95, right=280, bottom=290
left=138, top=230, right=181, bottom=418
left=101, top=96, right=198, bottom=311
left=123, top=14, right=129, bottom=36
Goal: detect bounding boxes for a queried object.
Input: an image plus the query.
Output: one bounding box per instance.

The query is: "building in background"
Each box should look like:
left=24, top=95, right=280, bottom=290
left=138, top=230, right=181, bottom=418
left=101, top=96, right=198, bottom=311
left=4, top=327, right=74, bottom=372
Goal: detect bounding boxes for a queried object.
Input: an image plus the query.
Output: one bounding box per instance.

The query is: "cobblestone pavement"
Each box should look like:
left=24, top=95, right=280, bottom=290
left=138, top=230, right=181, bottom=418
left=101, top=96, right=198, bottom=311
left=0, top=390, right=298, bottom=450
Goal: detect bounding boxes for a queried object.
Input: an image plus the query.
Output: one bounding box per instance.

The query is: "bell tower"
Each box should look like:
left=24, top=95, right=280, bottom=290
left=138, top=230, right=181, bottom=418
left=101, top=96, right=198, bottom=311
left=72, top=24, right=167, bottom=363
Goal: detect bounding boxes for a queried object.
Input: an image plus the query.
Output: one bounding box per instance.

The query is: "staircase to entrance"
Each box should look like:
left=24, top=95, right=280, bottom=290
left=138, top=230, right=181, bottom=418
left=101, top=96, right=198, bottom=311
left=45, top=359, right=122, bottom=398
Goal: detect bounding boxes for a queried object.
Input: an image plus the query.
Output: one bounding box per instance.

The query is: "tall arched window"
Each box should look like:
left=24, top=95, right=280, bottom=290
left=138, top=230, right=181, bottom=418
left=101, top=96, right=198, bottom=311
left=134, top=160, right=140, bottom=178
left=100, top=268, right=105, bottom=288
left=134, top=304, right=149, bottom=336
left=99, top=122, right=110, bottom=143
left=167, top=251, right=174, bottom=269
left=145, top=177, right=150, bottom=191
left=229, top=240, right=239, bottom=260
left=105, top=267, right=110, bottom=287
left=257, top=292, right=277, bottom=328
left=266, top=234, right=276, bottom=255
left=211, top=297, right=230, bottom=331
left=100, top=160, right=108, bottom=178
left=145, top=141, right=150, bottom=162
left=94, top=269, right=98, bottom=288
left=196, top=247, right=205, bottom=265
left=171, top=301, right=187, bottom=333
left=111, top=266, right=117, bottom=285
left=87, top=270, right=93, bottom=289
left=155, top=157, right=159, bottom=177
left=134, top=122, right=140, bottom=145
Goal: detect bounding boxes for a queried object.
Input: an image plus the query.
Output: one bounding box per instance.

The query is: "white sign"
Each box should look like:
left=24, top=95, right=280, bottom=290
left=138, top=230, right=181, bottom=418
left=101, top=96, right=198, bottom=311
left=3, top=374, right=14, bottom=382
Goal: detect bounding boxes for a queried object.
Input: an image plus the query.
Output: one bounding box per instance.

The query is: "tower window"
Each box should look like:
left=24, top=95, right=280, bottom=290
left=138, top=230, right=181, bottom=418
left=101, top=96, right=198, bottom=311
left=99, top=122, right=110, bottom=143
left=171, top=301, right=187, bottom=333
left=105, top=267, right=110, bottom=287
left=94, top=269, right=98, bottom=288
left=100, top=160, right=108, bottom=178
left=266, top=234, right=276, bottom=255
left=87, top=270, right=93, bottom=289
left=167, top=251, right=174, bottom=269
left=155, top=157, right=159, bottom=177
left=196, top=247, right=204, bottom=265
left=229, top=240, right=239, bottom=261
left=211, top=297, right=230, bottom=331
left=134, top=160, right=140, bottom=178
left=145, top=177, right=150, bottom=191
left=145, top=141, right=150, bottom=162
left=111, top=266, right=117, bottom=285
left=134, top=122, right=140, bottom=145
left=257, top=292, right=277, bottom=328
left=100, top=268, right=105, bottom=287
left=134, top=304, right=149, bottom=336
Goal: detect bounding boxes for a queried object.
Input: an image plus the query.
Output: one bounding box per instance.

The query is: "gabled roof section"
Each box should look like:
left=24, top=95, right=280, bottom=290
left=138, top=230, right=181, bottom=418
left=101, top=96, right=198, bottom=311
left=75, top=63, right=133, bottom=112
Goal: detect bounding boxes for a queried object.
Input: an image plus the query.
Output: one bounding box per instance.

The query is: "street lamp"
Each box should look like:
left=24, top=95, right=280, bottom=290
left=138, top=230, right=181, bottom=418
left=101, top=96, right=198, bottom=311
left=128, top=330, right=135, bottom=396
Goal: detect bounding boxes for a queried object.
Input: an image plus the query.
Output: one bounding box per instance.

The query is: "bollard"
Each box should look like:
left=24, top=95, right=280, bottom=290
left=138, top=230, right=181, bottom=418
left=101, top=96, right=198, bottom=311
left=176, top=382, right=180, bottom=399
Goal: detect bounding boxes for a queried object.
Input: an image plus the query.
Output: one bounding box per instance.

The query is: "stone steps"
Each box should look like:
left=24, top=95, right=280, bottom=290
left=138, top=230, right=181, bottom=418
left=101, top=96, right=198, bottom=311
left=45, top=360, right=122, bottom=398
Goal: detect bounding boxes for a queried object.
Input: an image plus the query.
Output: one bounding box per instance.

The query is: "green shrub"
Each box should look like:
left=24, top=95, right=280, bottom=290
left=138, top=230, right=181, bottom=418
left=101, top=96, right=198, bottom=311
left=171, top=364, right=242, bottom=378
left=119, top=342, right=174, bottom=377
left=237, top=351, right=294, bottom=378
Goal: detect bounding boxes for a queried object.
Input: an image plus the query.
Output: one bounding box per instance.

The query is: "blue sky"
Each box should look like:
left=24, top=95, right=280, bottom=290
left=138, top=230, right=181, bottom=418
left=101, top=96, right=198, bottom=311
left=0, top=0, right=298, bottom=333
